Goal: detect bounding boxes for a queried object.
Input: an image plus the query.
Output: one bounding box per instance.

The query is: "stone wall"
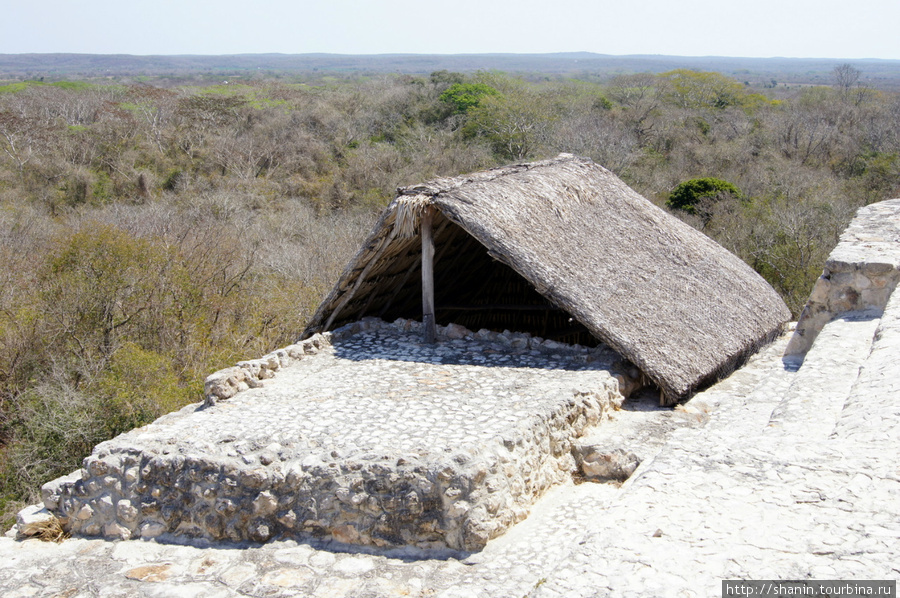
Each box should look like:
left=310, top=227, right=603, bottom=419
left=785, top=199, right=900, bottom=356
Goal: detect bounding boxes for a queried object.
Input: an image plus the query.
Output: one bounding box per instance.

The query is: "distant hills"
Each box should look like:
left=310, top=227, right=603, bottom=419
left=2, top=52, right=900, bottom=89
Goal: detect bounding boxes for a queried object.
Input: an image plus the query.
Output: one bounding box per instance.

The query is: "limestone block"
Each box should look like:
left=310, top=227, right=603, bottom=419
left=442, top=322, right=469, bottom=340
left=807, top=278, right=831, bottom=304
left=40, top=470, right=80, bottom=511
left=277, top=510, right=298, bottom=529
left=237, top=359, right=262, bottom=378
left=116, top=499, right=139, bottom=522
left=329, top=321, right=362, bottom=341
left=249, top=519, right=273, bottom=542
left=854, top=272, right=873, bottom=290
left=510, top=336, right=529, bottom=349
left=103, top=522, right=132, bottom=540
left=271, top=349, right=291, bottom=368
left=100, top=475, right=121, bottom=494
left=332, top=523, right=360, bottom=544
left=85, top=458, right=110, bottom=477
left=139, top=521, right=167, bottom=539
left=203, top=367, right=248, bottom=405
left=15, top=505, right=58, bottom=539
left=95, top=494, right=115, bottom=519
left=574, top=445, right=641, bottom=482
left=264, top=352, right=282, bottom=369
left=862, top=261, right=895, bottom=276
left=253, top=491, right=278, bottom=516
left=123, top=466, right=139, bottom=483
left=829, top=271, right=856, bottom=288
left=306, top=333, right=328, bottom=350
left=285, top=344, right=307, bottom=361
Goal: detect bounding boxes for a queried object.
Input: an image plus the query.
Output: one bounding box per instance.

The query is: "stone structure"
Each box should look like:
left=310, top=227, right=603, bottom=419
left=38, top=319, right=631, bottom=552
left=4, top=199, right=900, bottom=598
left=29, top=154, right=794, bottom=551
left=785, top=198, right=900, bottom=356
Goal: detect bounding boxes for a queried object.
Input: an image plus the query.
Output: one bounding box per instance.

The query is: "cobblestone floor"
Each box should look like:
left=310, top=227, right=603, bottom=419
left=152, top=324, right=621, bottom=464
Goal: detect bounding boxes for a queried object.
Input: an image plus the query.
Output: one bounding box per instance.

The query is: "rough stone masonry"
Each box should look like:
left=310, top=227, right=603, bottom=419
left=39, top=319, right=634, bottom=552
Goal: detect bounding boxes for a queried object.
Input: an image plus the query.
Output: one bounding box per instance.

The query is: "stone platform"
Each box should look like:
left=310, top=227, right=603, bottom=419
left=39, top=319, right=629, bottom=552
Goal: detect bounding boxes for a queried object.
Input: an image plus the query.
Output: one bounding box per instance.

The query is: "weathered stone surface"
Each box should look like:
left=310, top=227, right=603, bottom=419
left=4, top=310, right=900, bottom=597
left=572, top=385, right=713, bottom=482
left=767, top=313, right=880, bottom=438
left=202, top=367, right=248, bottom=405
left=14, top=506, right=57, bottom=540
left=576, top=447, right=640, bottom=481
left=832, top=284, right=900, bottom=444
left=39, top=319, right=631, bottom=552
left=787, top=198, right=900, bottom=356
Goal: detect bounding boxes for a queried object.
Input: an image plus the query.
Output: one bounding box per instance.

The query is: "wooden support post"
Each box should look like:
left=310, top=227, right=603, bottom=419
left=421, top=207, right=436, bottom=343
left=378, top=218, right=451, bottom=318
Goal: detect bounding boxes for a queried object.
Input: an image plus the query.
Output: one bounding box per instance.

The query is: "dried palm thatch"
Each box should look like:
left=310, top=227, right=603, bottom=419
left=303, top=154, right=790, bottom=403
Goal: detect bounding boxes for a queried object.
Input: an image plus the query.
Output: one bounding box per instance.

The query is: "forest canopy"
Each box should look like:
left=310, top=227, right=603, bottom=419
left=1, top=66, right=899, bottom=525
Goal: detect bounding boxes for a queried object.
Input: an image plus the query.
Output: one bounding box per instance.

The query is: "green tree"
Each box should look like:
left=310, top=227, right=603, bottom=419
left=667, top=177, right=743, bottom=219
left=462, top=76, right=556, bottom=161
left=439, top=83, right=500, bottom=115
left=661, top=70, right=746, bottom=109
left=93, top=342, right=187, bottom=434
left=429, top=70, right=465, bottom=89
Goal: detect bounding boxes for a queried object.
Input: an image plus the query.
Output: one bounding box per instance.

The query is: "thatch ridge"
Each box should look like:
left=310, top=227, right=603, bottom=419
left=303, top=154, right=791, bottom=402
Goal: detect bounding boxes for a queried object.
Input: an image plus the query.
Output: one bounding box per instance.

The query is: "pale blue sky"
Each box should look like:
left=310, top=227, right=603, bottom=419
left=4, top=0, right=899, bottom=60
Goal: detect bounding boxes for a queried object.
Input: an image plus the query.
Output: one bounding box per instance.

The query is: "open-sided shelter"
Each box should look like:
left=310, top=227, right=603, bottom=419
left=303, top=154, right=791, bottom=403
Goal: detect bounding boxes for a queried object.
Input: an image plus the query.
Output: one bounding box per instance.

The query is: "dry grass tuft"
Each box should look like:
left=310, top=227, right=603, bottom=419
left=25, top=516, right=70, bottom=543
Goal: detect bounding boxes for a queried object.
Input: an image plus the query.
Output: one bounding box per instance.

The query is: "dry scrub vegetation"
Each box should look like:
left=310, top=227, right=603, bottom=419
left=1, top=67, right=898, bottom=525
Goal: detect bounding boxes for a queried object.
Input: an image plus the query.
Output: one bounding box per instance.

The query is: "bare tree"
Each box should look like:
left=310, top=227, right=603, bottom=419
left=605, top=73, right=664, bottom=147
left=0, top=111, right=55, bottom=172
left=832, top=63, right=861, bottom=93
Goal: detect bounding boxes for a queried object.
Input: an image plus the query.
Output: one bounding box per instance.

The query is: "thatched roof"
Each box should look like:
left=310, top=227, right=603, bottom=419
left=303, top=154, right=790, bottom=403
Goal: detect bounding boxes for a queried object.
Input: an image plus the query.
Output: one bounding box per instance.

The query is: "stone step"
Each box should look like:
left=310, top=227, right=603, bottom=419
left=832, top=290, right=900, bottom=444
left=688, top=331, right=798, bottom=438
left=765, top=312, right=881, bottom=440
left=573, top=333, right=795, bottom=482
left=572, top=389, right=701, bottom=482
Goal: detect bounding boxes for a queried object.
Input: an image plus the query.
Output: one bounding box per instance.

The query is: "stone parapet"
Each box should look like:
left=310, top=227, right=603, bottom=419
left=786, top=198, right=900, bottom=356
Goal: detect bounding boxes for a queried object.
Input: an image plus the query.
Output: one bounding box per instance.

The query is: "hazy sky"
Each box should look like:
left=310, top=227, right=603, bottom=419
left=4, top=0, right=899, bottom=60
